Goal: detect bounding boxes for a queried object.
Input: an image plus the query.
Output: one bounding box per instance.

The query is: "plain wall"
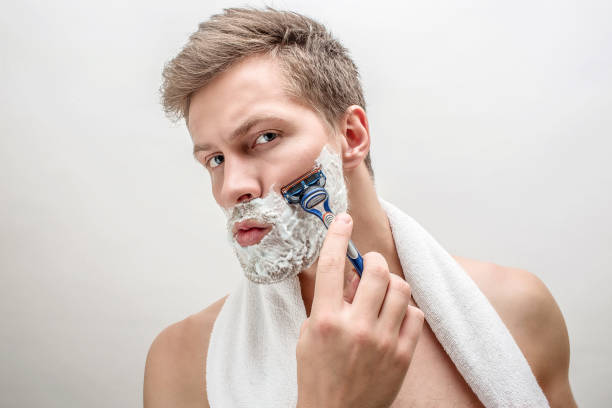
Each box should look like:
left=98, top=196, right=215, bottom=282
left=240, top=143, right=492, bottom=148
left=1, top=0, right=610, bottom=406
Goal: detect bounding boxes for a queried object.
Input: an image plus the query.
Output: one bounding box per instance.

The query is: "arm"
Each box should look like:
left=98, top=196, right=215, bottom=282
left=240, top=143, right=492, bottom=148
left=143, top=317, right=210, bottom=408
left=485, top=266, right=578, bottom=407
left=143, top=296, right=227, bottom=408
left=516, top=270, right=577, bottom=407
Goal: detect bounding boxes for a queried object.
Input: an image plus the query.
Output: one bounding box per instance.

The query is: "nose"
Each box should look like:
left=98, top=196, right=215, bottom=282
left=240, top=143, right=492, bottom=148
left=219, top=156, right=262, bottom=207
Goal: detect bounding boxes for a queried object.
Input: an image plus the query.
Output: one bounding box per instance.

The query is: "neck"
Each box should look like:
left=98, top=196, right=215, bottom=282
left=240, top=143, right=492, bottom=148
left=298, top=165, right=405, bottom=317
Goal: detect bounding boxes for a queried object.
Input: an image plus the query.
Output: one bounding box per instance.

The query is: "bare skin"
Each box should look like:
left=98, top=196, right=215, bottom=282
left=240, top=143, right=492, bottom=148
left=144, top=256, right=576, bottom=407
left=144, top=55, right=577, bottom=407
left=295, top=214, right=425, bottom=408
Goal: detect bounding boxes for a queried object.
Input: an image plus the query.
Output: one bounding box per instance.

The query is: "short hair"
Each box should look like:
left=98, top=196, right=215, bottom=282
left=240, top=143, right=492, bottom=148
left=160, top=6, right=373, bottom=176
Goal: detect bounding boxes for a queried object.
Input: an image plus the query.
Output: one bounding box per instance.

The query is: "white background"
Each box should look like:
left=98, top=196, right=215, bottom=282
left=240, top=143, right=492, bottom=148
left=1, top=0, right=610, bottom=406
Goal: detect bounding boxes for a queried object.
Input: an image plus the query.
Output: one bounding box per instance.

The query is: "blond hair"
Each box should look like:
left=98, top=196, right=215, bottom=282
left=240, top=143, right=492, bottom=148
left=160, top=7, right=373, bottom=176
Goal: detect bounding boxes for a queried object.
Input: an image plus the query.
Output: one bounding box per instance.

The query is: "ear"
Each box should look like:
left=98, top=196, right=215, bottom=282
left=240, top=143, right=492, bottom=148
left=338, top=105, right=370, bottom=171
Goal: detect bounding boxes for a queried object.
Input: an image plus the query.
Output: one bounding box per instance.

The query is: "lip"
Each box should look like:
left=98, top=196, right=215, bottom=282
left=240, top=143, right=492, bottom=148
left=233, top=219, right=272, bottom=247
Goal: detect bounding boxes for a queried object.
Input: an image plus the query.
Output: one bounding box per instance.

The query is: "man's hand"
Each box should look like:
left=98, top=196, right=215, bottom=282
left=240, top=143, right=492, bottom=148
left=296, top=213, right=425, bottom=408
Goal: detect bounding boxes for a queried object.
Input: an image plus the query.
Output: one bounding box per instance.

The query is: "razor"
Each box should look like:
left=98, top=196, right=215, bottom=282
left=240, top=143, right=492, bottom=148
left=281, top=165, right=364, bottom=276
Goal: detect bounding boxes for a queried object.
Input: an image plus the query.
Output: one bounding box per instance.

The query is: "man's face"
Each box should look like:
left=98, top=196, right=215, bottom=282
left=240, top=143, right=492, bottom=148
left=188, top=55, right=342, bottom=209
left=188, top=55, right=347, bottom=283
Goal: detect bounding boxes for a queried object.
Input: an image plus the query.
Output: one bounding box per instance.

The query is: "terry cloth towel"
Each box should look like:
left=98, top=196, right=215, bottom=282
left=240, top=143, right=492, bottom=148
left=206, top=198, right=550, bottom=407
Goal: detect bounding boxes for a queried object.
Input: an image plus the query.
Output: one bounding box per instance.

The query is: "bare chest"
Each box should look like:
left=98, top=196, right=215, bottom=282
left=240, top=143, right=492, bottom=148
left=390, top=321, right=485, bottom=408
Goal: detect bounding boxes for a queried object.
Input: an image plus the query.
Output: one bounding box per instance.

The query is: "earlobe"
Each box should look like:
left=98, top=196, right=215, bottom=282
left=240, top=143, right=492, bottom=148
left=340, top=106, right=370, bottom=171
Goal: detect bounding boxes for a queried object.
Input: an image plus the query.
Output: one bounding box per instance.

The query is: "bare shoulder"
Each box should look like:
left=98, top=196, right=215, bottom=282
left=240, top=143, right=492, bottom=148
left=452, top=255, right=577, bottom=407
left=143, top=295, right=229, bottom=408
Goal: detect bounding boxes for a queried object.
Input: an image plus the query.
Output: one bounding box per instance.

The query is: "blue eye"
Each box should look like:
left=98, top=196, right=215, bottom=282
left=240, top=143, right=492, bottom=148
left=254, top=132, right=278, bottom=145
left=207, top=154, right=224, bottom=168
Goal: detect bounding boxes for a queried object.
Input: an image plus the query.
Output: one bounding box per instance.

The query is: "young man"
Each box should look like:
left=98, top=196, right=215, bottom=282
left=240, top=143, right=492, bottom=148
left=144, top=7, right=576, bottom=407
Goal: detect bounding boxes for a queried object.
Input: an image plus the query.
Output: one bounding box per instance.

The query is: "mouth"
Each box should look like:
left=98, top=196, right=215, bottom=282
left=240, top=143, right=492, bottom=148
left=233, top=219, right=273, bottom=247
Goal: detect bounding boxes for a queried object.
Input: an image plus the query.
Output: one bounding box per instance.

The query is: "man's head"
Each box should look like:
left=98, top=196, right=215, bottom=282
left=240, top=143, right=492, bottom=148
left=160, top=7, right=373, bottom=283
left=160, top=7, right=373, bottom=176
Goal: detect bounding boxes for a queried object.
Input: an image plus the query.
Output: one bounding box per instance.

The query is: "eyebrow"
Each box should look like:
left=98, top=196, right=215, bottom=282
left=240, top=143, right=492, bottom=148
left=192, top=114, right=283, bottom=158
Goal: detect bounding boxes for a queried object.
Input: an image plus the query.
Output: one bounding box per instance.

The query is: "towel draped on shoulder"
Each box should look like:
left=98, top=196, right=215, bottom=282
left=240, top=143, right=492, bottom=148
left=206, top=198, right=549, bottom=407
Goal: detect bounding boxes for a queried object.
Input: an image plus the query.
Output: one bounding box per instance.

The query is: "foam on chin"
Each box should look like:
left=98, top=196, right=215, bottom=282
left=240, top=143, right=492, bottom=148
left=223, top=145, right=349, bottom=284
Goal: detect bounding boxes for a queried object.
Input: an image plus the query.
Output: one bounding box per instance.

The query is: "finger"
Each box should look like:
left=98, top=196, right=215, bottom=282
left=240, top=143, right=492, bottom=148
left=351, top=252, right=390, bottom=323
left=343, top=266, right=360, bottom=304
left=397, top=305, right=425, bottom=357
left=377, top=275, right=412, bottom=336
left=311, top=212, right=353, bottom=316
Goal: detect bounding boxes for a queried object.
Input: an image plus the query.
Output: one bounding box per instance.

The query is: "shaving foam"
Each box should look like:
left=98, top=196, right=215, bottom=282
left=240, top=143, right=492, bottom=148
left=223, top=145, right=348, bottom=284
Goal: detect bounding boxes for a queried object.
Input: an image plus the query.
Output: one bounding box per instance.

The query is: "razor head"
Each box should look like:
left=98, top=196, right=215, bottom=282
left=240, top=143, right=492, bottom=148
left=281, top=165, right=326, bottom=204
left=302, top=188, right=328, bottom=209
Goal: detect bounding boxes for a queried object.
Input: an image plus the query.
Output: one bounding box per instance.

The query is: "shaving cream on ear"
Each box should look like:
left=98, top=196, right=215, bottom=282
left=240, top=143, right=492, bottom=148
left=223, top=145, right=348, bottom=284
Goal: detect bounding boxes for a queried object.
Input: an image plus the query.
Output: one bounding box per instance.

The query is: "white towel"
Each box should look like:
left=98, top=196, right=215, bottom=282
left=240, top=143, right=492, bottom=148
left=206, top=198, right=550, bottom=407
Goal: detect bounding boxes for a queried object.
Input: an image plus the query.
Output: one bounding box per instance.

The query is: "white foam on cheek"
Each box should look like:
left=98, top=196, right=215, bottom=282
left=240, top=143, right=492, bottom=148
left=315, top=144, right=349, bottom=215
left=223, top=144, right=348, bottom=284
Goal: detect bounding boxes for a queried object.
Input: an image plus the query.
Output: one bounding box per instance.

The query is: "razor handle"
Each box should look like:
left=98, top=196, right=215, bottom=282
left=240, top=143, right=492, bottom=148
left=322, top=212, right=364, bottom=277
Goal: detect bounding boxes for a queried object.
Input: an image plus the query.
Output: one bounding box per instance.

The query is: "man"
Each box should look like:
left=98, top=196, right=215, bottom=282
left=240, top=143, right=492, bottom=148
left=144, top=7, right=577, bottom=407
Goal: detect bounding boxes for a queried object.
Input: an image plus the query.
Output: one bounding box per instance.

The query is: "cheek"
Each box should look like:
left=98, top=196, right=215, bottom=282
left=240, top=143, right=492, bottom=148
left=272, top=144, right=330, bottom=192
left=277, top=147, right=320, bottom=175
left=291, top=138, right=330, bottom=166
left=298, top=141, right=336, bottom=169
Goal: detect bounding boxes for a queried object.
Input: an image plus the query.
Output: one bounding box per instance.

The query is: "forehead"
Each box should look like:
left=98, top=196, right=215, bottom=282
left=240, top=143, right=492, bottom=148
left=188, top=55, right=300, bottom=139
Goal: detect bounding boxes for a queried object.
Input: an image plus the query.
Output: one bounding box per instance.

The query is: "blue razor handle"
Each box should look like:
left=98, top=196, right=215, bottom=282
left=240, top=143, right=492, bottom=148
left=299, top=187, right=365, bottom=277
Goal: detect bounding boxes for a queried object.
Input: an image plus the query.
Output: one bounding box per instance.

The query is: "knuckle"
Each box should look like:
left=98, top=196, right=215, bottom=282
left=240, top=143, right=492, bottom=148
left=317, top=254, right=338, bottom=271
left=395, top=347, right=414, bottom=367
left=376, top=336, right=396, bottom=354
left=312, top=315, right=340, bottom=337
left=351, top=324, right=375, bottom=346
left=363, top=252, right=390, bottom=280
left=389, top=275, right=411, bottom=297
